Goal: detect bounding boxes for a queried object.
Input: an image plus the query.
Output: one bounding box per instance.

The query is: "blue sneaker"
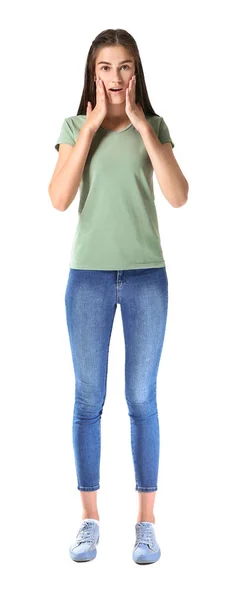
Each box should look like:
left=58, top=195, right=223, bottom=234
left=132, top=521, right=161, bottom=564
left=69, top=518, right=100, bottom=562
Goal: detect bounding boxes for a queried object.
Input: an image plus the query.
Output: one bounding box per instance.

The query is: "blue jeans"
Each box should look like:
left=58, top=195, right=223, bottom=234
left=65, top=267, right=168, bottom=492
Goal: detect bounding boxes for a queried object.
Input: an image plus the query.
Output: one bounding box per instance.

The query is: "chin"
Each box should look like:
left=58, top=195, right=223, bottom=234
left=109, top=96, right=125, bottom=102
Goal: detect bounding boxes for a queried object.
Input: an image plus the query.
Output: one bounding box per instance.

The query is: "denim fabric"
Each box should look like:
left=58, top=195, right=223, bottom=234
left=65, top=267, right=168, bottom=492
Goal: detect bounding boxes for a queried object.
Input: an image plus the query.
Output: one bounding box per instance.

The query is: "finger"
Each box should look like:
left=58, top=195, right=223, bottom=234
left=127, top=82, right=133, bottom=106
left=96, top=79, right=102, bottom=100
left=132, top=77, right=136, bottom=103
left=126, top=87, right=131, bottom=107
left=95, top=78, right=99, bottom=97
left=96, top=80, right=103, bottom=105
left=96, top=78, right=101, bottom=92
left=129, top=78, right=134, bottom=104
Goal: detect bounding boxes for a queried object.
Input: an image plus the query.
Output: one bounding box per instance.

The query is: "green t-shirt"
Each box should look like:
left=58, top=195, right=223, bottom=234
left=54, top=114, right=174, bottom=270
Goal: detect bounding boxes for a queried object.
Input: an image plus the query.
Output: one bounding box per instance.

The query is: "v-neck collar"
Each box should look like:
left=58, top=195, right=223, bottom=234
left=99, top=122, right=133, bottom=134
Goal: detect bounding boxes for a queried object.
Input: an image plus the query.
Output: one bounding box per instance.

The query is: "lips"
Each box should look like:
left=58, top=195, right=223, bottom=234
left=109, top=88, right=123, bottom=91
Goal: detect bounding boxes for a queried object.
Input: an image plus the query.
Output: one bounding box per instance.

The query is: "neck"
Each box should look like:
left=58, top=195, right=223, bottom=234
left=106, top=102, right=128, bottom=122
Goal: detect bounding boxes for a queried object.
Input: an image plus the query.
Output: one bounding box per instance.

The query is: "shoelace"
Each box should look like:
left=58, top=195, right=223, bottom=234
left=135, top=523, right=157, bottom=550
left=72, top=522, right=98, bottom=549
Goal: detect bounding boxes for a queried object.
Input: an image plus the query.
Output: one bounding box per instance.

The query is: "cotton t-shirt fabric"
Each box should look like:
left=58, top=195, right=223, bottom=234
left=54, top=114, right=175, bottom=270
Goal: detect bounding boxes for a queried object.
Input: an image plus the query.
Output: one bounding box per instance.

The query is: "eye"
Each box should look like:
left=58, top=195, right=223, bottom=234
left=101, top=65, right=130, bottom=71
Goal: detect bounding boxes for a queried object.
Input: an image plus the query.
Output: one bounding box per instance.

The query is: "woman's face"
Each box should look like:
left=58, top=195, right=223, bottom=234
left=94, top=45, right=135, bottom=103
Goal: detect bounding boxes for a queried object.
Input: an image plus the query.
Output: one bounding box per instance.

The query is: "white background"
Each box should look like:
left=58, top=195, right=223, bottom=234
left=1, top=0, right=230, bottom=597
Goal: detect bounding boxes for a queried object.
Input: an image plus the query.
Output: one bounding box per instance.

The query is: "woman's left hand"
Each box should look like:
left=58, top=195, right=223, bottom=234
left=125, top=75, right=147, bottom=133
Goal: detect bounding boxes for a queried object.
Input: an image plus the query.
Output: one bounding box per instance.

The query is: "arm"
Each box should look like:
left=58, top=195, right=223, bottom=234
left=48, top=124, right=95, bottom=211
left=139, top=122, right=189, bottom=208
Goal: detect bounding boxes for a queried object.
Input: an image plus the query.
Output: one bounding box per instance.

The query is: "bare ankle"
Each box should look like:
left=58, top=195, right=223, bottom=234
left=82, top=512, right=100, bottom=521
left=79, top=490, right=99, bottom=522
left=137, top=516, right=155, bottom=524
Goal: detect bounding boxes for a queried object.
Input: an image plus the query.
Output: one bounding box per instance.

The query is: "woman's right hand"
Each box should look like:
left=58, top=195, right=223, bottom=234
left=85, top=77, right=108, bottom=134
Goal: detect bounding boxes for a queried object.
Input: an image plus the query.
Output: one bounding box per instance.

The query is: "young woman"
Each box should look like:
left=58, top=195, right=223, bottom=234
left=48, top=28, right=189, bottom=565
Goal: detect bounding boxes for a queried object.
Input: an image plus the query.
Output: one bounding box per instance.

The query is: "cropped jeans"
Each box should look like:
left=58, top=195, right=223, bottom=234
left=64, top=267, right=168, bottom=492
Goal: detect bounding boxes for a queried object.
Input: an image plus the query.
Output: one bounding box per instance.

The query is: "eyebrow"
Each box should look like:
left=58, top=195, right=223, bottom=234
left=97, top=60, right=133, bottom=65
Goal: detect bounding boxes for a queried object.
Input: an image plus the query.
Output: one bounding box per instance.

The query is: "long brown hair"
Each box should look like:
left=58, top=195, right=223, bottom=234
left=76, top=28, right=160, bottom=118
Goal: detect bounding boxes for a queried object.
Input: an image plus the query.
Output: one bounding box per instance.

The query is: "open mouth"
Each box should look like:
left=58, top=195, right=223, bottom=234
left=109, top=88, right=123, bottom=93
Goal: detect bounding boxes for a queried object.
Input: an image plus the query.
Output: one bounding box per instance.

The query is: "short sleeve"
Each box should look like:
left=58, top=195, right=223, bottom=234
left=158, top=117, right=175, bottom=148
left=54, top=117, right=76, bottom=152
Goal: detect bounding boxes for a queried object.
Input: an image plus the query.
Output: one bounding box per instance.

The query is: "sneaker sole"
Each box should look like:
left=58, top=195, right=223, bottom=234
left=133, top=548, right=161, bottom=564
left=69, top=550, right=97, bottom=562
